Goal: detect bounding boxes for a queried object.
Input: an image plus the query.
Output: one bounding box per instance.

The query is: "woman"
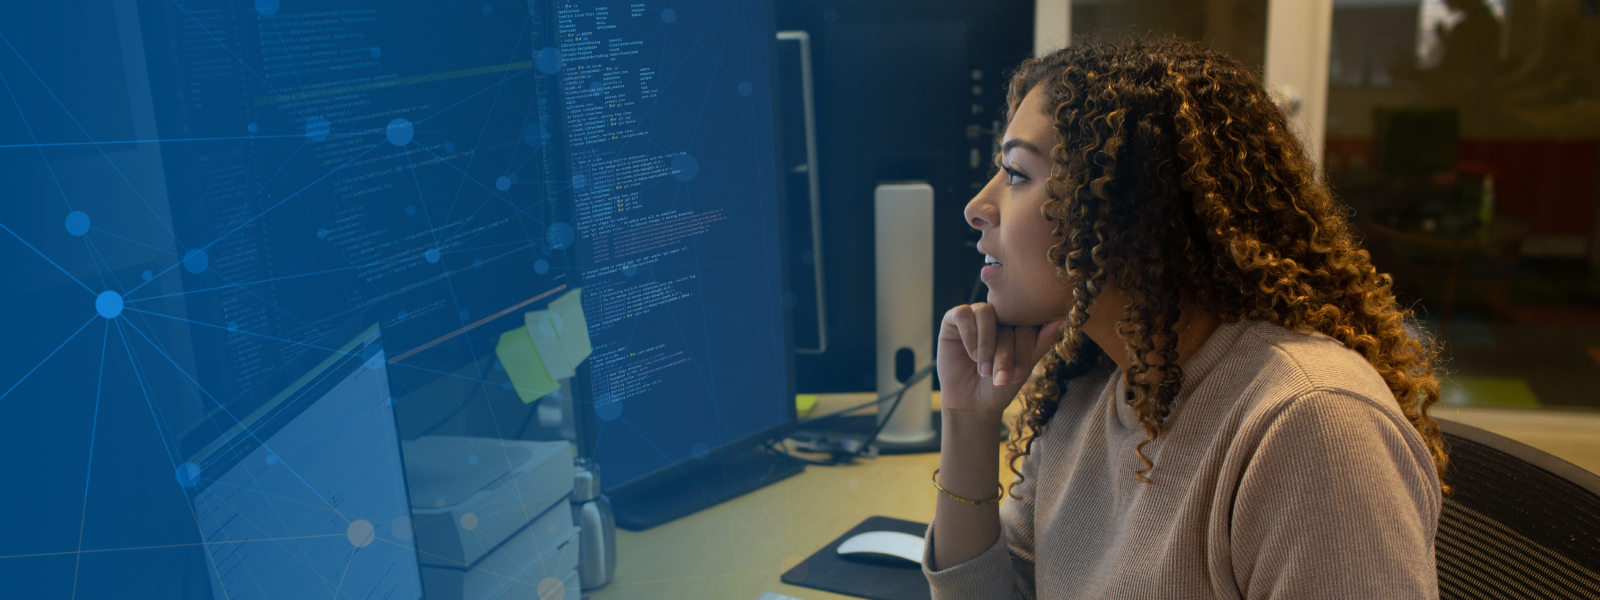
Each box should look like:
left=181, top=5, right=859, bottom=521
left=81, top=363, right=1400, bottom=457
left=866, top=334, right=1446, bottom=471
left=924, top=38, right=1446, bottom=598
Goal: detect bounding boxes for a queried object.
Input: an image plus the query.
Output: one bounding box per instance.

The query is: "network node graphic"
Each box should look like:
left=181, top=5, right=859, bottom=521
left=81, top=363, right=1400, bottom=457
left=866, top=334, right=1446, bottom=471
left=183, top=249, right=208, bottom=273
left=64, top=211, right=89, bottom=236
left=95, top=291, right=122, bottom=319
left=385, top=118, right=414, bottom=146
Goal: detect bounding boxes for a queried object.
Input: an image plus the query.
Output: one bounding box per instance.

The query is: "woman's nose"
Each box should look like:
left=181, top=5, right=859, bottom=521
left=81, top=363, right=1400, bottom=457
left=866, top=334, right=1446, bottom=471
left=964, top=176, right=1001, bottom=229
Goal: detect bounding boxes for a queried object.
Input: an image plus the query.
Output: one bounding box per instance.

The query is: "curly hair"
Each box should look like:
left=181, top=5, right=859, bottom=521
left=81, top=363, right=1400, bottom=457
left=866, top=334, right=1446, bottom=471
left=1001, top=37, right=1449, bottom=492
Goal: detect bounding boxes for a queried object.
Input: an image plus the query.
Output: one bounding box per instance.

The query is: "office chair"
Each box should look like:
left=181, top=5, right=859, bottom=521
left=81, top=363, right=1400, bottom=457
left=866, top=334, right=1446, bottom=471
left=1435, top=418, right=1600, bottom=599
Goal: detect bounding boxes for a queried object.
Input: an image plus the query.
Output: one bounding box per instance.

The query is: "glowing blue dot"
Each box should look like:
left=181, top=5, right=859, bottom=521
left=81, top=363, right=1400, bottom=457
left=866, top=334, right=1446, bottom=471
left=782, top=292, right=798, bottom=309
left=589, top=80, right=604, bottom=96
left=445, top=141, right=456, bottom=152
left=671, top=153, right=699, bottom=181
left=385, top=118, right=414, bottom=146
left=737, top=81, right=752, bottom=96
left=571, top=174, right=586, bottom=189
left=317, top=228, right=327, bottom=239
left=64, top=211, right=90, bottom=236
left=141, top=270, right=153, bottom=281
left=546, top=222, right=575, bottom=250
left=386, top=396, right=394, bottom=406
left=227, top=321, right=238, bottom=332
left=621, top=262, right=637, bottom=277
left=95, top=291, right=123, bottom=319
left=537, top=47, right=564, bottom=74
left=183, top=249, right=208, bottom=273
left=361, top=344, right=385, bottom=370
left=370, top=47, right=381, bottom=58
left=523, top=123, right=546, bottom=147
left=405, top=205, right=416, bottom=216
left=397, top=309, right=408, bottom=320
left=304, top=116, right=332, bottom=142
left=594, top=393, right=623, bottom=421
left=823, top=8, right=839, bottom=23
left=247, top=122, right=258, bottom=133
left=305, top=116, right=331, bottom=142
left=800, top=250, right=814, bottom=266
left=691, top=443, right=710, bottom=460
left=255, top=0, right=279, bottom=16
left=661, top=8, right=676, bottom=22
left=467, top=454, right=479, bottom=465
left=459, top=310, right=470, bottom=321
left=496, top=176, right=511, bottom=191
left=481, top=4, right=492, bottom=14
left=508, top=173, right=519, bottom=183
left=176, top=462, right=201, bottom=487
left=266, top=454, right=278, bottom=465
left=425, top=248, right=441, bottom=263
left=534, top=259, right=549, bottom=274
left=472, top=258, right=483, bottom=269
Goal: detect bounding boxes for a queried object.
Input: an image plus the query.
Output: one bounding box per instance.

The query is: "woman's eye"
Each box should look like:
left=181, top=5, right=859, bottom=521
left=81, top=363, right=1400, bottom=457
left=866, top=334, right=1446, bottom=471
left=1003, top=166, right=1028, bottom=186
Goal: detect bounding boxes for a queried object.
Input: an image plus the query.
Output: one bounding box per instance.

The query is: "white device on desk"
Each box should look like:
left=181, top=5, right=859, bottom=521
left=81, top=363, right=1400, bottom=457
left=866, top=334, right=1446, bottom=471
left=404, top=436, right=581, bottom=600
left=836, top=529, right=927, bottom=567
left=874, top=182, right=939, bottom=452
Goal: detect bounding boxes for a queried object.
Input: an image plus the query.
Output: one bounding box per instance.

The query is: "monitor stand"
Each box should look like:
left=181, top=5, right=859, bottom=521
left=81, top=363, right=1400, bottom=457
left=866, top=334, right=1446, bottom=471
left=609, top=448, right=806, bottom=531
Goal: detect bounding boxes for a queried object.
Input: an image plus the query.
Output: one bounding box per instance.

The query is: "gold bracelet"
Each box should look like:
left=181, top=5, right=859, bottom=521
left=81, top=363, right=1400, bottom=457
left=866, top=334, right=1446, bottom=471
left=931, top=468, right=1005, bottom=506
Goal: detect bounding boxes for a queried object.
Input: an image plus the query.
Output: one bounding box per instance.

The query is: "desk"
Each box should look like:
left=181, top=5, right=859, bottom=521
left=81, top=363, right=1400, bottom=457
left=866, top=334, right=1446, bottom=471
left=583, top=397, right=1600, bottom=600
left=584, top=392, right=992, bottom=600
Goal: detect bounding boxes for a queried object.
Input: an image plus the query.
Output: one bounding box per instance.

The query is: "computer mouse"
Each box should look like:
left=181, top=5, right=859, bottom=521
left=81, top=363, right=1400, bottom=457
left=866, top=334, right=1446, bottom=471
left=835, top=530, right=926, bottom=568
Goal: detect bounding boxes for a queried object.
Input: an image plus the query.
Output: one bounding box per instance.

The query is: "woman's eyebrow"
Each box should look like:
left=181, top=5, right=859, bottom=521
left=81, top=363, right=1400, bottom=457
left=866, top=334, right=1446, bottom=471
left=1001, top=138, right=1043, bottom=156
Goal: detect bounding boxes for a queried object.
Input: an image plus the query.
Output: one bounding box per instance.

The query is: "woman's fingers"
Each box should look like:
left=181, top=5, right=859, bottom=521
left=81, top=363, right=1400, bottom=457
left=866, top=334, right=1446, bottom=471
left=943, top=305, right=980, bottom=362
left=971, top=303, right=997, bottom=377
left=992, top=327, right=1016, bottom=386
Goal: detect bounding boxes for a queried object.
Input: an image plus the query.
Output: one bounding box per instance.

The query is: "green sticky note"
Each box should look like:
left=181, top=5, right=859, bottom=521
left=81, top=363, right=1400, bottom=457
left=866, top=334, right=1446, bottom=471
left=548, top=288, right=592, bottom=365
left=495, top=326, right=559, bottom=404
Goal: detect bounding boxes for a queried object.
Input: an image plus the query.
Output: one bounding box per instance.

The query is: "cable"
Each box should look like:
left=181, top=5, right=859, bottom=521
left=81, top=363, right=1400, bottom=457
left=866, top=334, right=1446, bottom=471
left=781, top=361, right=937, bottom=465
left=793, top=362, right=936, bottom=428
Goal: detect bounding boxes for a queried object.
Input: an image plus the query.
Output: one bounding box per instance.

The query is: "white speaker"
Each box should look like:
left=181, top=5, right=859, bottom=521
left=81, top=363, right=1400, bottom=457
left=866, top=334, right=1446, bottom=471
left=873, top=182, right=939, bottom=452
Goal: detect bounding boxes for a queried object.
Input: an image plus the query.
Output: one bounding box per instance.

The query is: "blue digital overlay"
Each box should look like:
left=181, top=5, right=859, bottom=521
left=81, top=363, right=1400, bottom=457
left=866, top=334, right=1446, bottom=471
left=1, top=0, right=788, bottom=596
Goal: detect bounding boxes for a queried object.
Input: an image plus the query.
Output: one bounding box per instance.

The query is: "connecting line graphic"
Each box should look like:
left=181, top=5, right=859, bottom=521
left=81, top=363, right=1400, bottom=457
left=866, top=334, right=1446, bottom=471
left=0, top=315, right=96, bottom=403
left=0, top=33, right=176, bottom=239
left=68, top=320, right=109, bottom=600
left=122, top=140, right=387, bottom=298
left=389, top=283, right=568, bottom=364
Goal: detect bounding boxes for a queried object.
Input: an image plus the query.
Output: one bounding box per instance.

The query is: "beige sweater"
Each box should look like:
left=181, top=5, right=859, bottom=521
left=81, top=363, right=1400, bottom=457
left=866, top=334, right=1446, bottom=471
left=922, top=318, right=1441, bottom=599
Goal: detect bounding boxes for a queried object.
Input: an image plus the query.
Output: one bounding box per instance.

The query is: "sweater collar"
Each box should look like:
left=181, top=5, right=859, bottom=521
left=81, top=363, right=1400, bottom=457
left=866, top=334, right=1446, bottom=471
left=1110, top=317, right=1253, bottom=431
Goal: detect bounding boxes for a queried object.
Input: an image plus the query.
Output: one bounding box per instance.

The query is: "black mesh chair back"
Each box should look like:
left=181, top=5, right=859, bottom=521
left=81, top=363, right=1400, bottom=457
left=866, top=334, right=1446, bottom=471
left=1436, top=418, right=1600, bottom=599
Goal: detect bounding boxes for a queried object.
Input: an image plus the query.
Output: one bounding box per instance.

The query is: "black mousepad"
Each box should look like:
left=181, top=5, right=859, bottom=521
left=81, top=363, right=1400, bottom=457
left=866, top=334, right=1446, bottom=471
left=781, top=516, right=931, bottom=600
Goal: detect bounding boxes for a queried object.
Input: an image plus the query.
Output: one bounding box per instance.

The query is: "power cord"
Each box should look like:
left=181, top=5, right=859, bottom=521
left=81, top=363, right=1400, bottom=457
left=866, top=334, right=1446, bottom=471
left=779, top=361, right=937, bottom=465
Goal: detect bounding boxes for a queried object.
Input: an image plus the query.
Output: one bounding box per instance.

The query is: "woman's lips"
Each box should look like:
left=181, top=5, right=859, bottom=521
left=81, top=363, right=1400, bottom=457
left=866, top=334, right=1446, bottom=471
left=981, top=263, right=1002, bottom=282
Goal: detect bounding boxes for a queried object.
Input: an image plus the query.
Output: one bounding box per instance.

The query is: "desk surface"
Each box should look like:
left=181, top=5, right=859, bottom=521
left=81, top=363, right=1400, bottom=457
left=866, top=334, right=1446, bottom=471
left=585, top=396, right=1600, bottom=600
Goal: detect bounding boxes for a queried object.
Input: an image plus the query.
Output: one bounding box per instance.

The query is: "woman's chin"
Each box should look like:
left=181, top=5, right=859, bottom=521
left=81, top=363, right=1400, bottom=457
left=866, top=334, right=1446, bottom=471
left=984, top=294, right=1031, bottom=327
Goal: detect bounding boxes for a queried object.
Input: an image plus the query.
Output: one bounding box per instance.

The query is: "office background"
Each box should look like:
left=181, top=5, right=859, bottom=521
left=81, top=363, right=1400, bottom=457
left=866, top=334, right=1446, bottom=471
left=5, top=1, right=1600, bottom=599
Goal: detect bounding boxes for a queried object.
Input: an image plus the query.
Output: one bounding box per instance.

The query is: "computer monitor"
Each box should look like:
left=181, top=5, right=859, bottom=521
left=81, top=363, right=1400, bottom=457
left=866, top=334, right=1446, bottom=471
left=1, top=0, right=793, bottom=593
left=183, top=325, right=421, bottom=600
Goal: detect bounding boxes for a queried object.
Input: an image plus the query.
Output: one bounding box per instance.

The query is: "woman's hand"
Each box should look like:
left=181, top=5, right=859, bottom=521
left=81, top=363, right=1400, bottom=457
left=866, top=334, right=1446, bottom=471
left=937, top=303, right=1063, bottom=419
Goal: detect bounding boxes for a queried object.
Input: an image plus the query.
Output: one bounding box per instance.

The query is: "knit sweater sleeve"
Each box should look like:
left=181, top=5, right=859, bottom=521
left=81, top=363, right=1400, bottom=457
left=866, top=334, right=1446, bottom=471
left=921, top=447, right=1039, bottom=600
left=1228, top=389, right=1442, bottom=600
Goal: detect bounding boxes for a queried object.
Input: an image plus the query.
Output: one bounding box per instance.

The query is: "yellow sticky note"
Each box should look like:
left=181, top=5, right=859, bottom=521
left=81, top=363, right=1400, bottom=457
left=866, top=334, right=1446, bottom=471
left=548, top=288, right=592, bottom=365
left=526, top=309, right=575, bottom=380
left=495, top=326, right=559, bottom=404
